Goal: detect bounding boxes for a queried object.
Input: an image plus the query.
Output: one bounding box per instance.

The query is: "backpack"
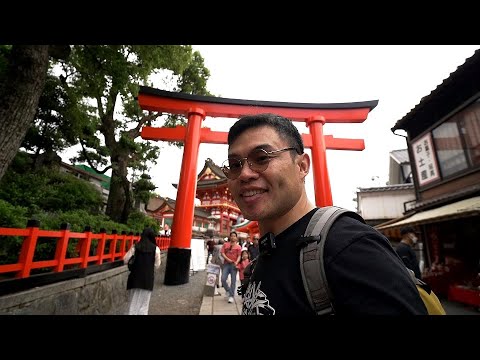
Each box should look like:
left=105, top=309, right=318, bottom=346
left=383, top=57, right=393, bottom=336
left=241, top=206, right=446, bottom=315
left=408, top=270, right=446, bottom=315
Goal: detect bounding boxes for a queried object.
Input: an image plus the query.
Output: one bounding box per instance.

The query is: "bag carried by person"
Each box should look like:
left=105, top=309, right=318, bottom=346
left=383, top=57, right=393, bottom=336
left=212, top=247, right=224, bottom=266
left=240, top=206, right=446, bottom=315
left=127, top=246, right=136, bottom=271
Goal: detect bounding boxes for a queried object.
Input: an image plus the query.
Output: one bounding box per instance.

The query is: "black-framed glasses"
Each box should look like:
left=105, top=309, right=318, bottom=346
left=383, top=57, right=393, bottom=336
left=221, top=147, right=299, bottom=180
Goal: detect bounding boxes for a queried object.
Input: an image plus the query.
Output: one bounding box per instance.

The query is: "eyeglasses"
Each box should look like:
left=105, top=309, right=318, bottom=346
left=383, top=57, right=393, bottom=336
left=221, top=147, right=299, bottom=180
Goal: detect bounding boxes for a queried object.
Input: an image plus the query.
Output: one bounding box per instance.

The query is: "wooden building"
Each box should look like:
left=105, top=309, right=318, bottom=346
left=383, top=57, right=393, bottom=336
left=357, top=149, right=416, bottom=229
left=375, top=49, right=480, bottom=306
left=193, top=158, right=244, bottom=238
left=146, top=195, right=213, bottom=238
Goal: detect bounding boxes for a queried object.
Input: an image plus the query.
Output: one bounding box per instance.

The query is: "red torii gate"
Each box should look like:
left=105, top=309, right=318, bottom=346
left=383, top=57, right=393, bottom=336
left=137, top=87, right=378, bottom=285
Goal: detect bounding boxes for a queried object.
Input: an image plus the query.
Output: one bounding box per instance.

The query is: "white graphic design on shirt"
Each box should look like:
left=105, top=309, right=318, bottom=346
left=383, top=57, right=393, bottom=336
left=242, top=280, right=275, bottom=315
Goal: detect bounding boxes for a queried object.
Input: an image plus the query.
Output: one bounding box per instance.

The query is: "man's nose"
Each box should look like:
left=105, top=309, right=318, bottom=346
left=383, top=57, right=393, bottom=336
left=237, top=159, right=257, bottom=179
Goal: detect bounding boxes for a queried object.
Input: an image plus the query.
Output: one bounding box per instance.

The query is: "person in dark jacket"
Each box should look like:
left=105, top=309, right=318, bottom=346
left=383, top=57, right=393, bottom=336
left=206, top=237, right=215, bottom=265
left=247, top=236, right=260, bottom=260
left=123, top=227, right=161, bottom=315
left=222, top=113, right=428, bottom=315
left=396, top=226, right=422, bottom=279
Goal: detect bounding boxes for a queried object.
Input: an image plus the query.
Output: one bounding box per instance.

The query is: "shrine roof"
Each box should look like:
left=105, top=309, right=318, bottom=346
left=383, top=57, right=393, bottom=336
left=146, top=196, right=211, bottom=218
left=139, top=86, right=378, bottom=111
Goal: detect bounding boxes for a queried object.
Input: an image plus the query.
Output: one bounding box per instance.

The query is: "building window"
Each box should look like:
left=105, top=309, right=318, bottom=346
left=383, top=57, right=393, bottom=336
left=430, top=97, right=480, bottom=180
left=432, top=119, right=468, bottom=178
left=460, top=101, right=480, bottom=167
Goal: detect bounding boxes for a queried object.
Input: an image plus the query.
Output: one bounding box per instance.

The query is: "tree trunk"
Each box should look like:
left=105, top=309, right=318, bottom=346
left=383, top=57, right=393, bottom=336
left=0, top=45, right=50, bottom=181
left=106, top=155, right=132, bottom=223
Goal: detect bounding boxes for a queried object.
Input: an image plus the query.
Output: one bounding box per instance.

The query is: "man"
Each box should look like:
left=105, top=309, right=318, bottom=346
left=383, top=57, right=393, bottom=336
left=248, top=236, right=260, bottom=260
left=396, top=226, right=422, bottom=279
left=222, top=113, right=427, bottom=315
left=242, top=236, right=252, bottom=251
left=220, top=231, right=242, bottom=303
left=205, top=237, right=215, bottom=265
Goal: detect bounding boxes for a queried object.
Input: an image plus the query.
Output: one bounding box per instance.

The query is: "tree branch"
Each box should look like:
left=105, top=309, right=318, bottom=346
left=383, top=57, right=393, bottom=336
left=79, top=139, right=112, bottom=174
left=126, top=111, right=160, bottom=139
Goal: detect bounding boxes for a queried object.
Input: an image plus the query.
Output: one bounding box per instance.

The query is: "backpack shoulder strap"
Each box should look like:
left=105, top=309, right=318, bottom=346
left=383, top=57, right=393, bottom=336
left=299, top=206, right=364, bottom=315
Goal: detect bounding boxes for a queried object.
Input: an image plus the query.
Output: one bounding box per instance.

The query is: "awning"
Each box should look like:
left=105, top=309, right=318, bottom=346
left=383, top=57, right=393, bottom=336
left=375, top=196, right=480, bottom=231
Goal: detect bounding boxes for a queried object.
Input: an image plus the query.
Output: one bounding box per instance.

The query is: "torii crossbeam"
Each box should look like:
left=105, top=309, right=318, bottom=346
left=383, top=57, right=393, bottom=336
left=138, top=87, right=378, bottom=285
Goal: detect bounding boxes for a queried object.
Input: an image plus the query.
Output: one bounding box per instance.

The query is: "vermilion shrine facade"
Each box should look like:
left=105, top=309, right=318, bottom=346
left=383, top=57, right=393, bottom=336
left=193, top=158, right=242, bottom=237
left=138, top=87, right=377, bottom=285
left=146, top=158, right=244, bottom=239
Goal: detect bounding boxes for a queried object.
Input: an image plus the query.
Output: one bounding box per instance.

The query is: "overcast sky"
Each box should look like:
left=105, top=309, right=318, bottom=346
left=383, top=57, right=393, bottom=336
left=144, top=45, right=480, bottom=210
left=143, top=45, right=479, bottom=211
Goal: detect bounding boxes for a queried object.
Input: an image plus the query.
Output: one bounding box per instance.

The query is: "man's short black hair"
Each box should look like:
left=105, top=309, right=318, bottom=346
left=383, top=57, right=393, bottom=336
left=228, top=113, right=304, bottom=154
left=400, top=226, right=417, bottom=236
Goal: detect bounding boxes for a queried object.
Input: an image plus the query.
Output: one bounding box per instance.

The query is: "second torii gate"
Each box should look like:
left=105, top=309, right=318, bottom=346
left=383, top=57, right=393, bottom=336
left=137, top=87, right=378, bottom=285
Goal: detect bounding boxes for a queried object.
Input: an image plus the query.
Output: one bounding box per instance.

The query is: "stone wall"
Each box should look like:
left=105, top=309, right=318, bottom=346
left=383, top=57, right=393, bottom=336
left=0, top=254, right=167, bottom=315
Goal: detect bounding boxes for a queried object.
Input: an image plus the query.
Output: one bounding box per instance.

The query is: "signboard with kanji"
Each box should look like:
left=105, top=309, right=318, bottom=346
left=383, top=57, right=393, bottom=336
left=412, top=133, right=440, bottom=186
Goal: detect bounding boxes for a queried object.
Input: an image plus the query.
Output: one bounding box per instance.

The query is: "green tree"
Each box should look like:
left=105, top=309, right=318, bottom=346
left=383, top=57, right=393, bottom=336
left=57, top=45, right=211, bottom=223
left=0, top=152, right=104, bottom=216
left=21, top=73, right=85, bottom=170
left=0, top=45, right=70, bottom=182
left=132, top=173, right=157, bottom=210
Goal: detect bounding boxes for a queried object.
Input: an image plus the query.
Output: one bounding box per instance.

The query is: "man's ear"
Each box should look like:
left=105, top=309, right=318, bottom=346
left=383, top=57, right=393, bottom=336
left=298, top=152, right=310, bottom=180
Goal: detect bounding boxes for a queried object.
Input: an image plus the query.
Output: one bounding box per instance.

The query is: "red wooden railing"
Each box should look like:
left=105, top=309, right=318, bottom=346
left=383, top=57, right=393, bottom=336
left=0, top=222, right=171, bottom=279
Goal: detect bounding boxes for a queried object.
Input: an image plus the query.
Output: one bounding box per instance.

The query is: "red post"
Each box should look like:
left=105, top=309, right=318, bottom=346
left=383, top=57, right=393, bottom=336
left=170, top=107, right=205, bottom=248
left=110, top=230, right=119, bottom=262
left=164, top=107, right=205, bottom=285
left=120, top=231, right=129, bottom=259
left=306, top=115, right=333, bottom=206
left=17, top=219, right=40, bottom=278
left=129, top=232, right=135, bottom=249
left=96, top=229, right=107, bottom=265
left=80, top=226, right=93, bottom=269
left=54, top=223, right=71, bottom=272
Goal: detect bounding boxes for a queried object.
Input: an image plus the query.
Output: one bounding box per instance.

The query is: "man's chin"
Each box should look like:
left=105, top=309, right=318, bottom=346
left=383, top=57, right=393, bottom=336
left=238, top=208, right=260, bottom=222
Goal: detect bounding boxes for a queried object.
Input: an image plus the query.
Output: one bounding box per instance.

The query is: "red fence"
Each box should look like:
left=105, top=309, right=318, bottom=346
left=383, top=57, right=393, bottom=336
left=0, top=222, right=171, bottom=279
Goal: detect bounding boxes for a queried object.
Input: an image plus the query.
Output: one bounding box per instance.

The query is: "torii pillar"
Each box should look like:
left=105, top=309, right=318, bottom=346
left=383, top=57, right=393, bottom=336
left=138, top=87, right=378, bottom=285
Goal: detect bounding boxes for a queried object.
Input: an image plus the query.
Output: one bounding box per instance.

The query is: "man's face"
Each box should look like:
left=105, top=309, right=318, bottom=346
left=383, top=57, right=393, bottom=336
left=227, top=126, right=307, bottom=222
left=409, top=233, right=418, bottom=245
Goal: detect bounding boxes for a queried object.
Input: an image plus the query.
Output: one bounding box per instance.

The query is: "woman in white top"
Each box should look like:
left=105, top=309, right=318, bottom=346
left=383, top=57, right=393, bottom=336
left=211, top=238, right=225, bottom=295
left=123, top=227, right=161, bottom=315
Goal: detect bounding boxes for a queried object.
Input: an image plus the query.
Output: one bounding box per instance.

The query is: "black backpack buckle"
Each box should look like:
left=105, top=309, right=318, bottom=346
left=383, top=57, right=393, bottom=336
left=296, top=235, right=321, bottom=248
